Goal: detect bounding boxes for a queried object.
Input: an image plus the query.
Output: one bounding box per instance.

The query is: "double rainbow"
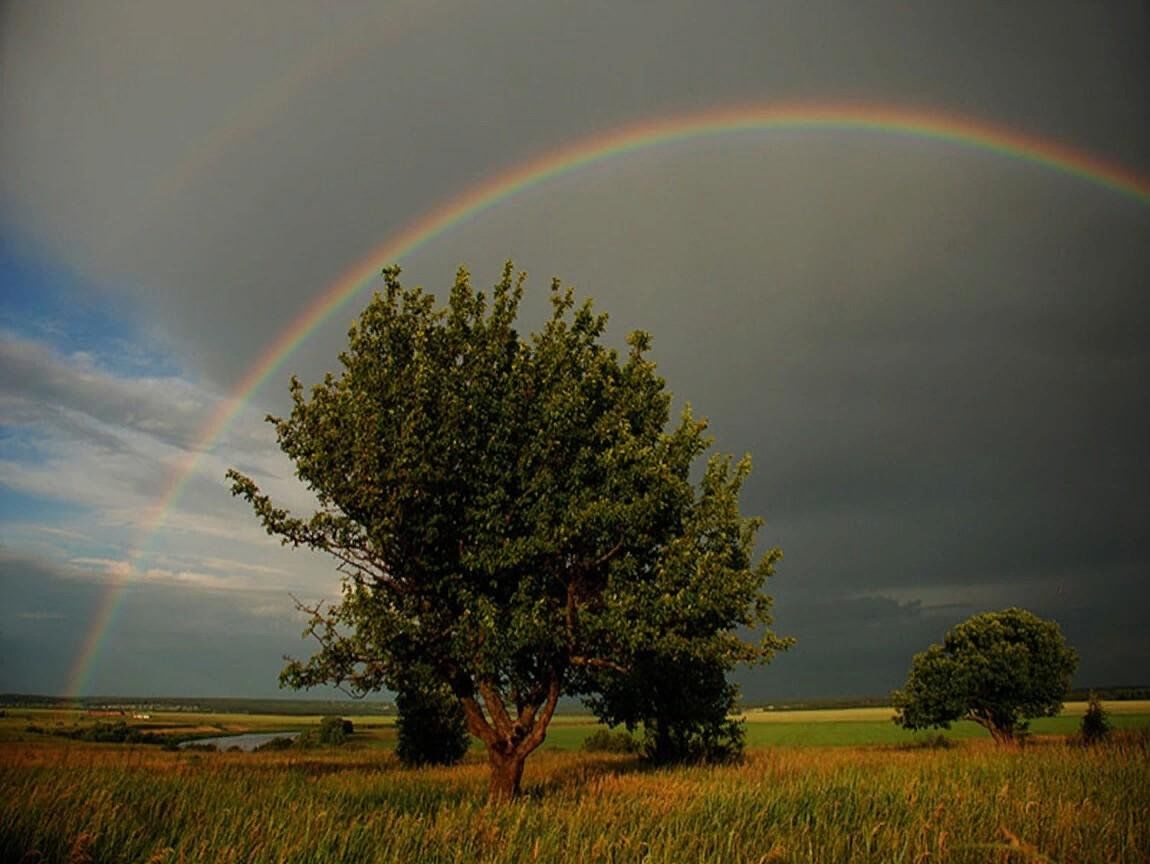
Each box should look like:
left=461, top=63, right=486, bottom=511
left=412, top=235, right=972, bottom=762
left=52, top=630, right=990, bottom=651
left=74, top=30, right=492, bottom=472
left=65, top=102, right=1150, bottom=698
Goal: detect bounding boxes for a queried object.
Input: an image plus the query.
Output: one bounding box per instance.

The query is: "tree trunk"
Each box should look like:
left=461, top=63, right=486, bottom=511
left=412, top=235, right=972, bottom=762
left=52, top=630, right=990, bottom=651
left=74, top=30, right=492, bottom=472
left=488, top=748, right=528, bottom=803
left=988, top=724, right=1015, bottom=746
left=457, top=670, right=562, bottom=804
left=967, top=709, right=1015, bottom=746
left=647, top=719, right=672, bottom=764
left=977, top=717, right=1014, bottom=745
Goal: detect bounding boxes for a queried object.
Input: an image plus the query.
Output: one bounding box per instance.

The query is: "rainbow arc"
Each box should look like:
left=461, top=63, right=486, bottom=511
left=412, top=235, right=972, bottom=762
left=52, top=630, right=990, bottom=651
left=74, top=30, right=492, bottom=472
left=65, top=102, right=1150, bottom=698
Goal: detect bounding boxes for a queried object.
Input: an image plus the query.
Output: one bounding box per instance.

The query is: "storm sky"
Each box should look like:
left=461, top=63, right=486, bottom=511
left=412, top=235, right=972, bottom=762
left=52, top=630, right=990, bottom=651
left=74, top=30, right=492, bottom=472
left=2, top=1, right=1148, bottom=701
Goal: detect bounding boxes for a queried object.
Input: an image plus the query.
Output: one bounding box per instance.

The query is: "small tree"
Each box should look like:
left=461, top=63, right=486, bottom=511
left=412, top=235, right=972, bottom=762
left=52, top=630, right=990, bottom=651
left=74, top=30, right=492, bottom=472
left=893, top=608, right=1077, bottom=744
left=295, top=715, right=350, bottom=748
left=319, top=715, right=351, bottom=743
left=1080, top=691, right=1111, bottom=745
left=588, top=652, right=746, bottom=764
left=395, top=673, right=471, bottom=767
left=228, top=263, right=789, bottom=801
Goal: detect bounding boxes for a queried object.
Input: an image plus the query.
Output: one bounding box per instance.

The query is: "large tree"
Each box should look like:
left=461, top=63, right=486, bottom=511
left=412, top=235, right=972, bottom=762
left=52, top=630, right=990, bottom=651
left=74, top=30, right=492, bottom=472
left=229, top=263, right=789, bottom=800
left=893, top=608, right=1077, bottom=744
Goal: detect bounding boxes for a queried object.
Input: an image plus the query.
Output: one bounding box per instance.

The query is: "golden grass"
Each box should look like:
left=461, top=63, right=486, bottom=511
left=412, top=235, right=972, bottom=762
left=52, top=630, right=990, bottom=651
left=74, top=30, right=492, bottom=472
left=2, top=731, right=1147, bottom=863
left=1050, top=699, right=1150, bottom=716
left=742, top=706, right=898, bottom=723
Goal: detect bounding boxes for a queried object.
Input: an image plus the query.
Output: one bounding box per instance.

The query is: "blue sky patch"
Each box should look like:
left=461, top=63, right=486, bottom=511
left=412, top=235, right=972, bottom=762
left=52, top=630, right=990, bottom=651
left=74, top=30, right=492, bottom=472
left=0, top=235, right=181, bottom=379
left=0, top=484, right=89, bottom=523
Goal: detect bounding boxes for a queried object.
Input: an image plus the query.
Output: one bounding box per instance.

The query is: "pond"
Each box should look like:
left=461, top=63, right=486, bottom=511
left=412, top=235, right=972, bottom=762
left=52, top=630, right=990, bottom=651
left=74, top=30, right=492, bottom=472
left=179, top=731, right=299, bottom=752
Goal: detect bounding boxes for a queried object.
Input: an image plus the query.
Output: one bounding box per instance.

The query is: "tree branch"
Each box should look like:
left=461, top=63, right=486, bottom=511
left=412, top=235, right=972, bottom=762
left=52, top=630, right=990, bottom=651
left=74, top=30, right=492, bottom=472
left=478, top=681, right=514, bottom=739
left=520, top=670, right=562, bottom=755
left=459, top=695, right=497, bottom=748
left=570, top=655, right=630, bottom=674
left=516, top=702, right=538, bottom=737
left=587, top=538, right=624, bottom=571
left=565, top=580, right=578, bottom=646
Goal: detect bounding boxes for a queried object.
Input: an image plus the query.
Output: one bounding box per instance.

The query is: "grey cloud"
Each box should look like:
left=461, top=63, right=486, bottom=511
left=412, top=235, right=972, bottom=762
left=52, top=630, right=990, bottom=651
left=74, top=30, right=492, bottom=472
left=737, top=591, right=964, bottom=700
left=0, top=332, right=299, bottom=507
left=0, top=334, right=323, bottom=584
left=0, top=553, right=100, bottom=694
left=3, top=1, right=1147, bottom=391
left=742, top=571, right=1148, bottom=701
left=0, top=334, right=214, bottom=451
left=0, top=550, right=340, bottom=698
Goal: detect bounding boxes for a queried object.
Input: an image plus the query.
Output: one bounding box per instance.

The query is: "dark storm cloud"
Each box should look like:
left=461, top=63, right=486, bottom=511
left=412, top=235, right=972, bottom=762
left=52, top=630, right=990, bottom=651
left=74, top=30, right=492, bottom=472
left=0, top=554, right=96, bottom=695
left=736, top=592, right=960, bottom=701
left=1, top=1, right=1147, bottom=697
left=415, top=140, right=1149, bottom=617
left=3, top=1, right=1147, bottom=391
left=749, top=557, right=1149, bottom=701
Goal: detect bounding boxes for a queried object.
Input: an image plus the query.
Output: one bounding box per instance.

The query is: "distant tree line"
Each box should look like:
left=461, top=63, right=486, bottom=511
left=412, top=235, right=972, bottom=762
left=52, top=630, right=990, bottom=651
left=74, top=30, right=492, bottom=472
left=0, top=695, right=397, bottom=715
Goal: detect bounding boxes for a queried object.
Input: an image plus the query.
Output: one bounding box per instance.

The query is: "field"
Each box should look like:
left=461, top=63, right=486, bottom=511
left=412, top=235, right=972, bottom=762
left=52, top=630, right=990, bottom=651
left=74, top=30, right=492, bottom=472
left=2, top=704, right=1149, bottom=863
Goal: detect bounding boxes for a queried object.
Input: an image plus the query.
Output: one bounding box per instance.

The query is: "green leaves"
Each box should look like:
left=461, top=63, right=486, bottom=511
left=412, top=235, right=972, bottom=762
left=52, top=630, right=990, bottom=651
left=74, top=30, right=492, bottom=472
left=893, top=608, right=1078, bottom=743
left=229, top=262, right=788, bottom=792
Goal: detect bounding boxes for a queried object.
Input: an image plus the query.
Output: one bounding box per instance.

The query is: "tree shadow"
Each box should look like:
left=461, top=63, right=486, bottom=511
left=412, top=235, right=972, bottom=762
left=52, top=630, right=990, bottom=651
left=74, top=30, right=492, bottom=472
left=523, top=753, right=677, bottom=801
left=519, top=754, right=722, bottom=800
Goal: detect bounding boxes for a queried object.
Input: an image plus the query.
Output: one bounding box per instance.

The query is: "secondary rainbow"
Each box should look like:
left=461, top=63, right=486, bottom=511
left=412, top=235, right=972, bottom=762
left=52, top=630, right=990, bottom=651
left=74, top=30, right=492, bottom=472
left=65, top=102, right=1150, bottom=698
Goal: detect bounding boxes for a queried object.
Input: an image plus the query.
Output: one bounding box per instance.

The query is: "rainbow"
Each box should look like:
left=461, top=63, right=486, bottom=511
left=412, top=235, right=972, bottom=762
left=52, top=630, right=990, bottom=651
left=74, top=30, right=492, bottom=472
left=65, top=102, right=1150, bottom=698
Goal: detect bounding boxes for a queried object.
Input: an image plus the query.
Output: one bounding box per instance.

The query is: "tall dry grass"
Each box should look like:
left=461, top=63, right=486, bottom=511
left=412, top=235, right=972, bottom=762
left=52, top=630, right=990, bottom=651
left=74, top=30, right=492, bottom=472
left=2, top=733, right=1147, bottom=863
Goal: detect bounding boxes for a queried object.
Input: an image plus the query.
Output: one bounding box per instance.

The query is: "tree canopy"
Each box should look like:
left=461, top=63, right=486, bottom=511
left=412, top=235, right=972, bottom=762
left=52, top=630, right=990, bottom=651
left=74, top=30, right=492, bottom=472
left=892, top=607, right=1077, bottom=744
left=228, top=263, right=789, bottom=800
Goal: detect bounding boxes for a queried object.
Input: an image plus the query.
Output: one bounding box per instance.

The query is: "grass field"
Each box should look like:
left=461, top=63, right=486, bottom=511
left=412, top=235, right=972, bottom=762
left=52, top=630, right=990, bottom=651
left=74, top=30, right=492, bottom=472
left=739, top=702, right=1150, bottom=748
left=2, top=704, right=1148, bottom=862
left=7, top=701, right=1148, bottom=749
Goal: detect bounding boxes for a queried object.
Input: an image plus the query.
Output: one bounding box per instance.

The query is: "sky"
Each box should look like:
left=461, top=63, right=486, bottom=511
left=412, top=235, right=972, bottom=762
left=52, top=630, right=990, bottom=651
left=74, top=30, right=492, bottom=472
left=1, top=1, right=1148, bottom=702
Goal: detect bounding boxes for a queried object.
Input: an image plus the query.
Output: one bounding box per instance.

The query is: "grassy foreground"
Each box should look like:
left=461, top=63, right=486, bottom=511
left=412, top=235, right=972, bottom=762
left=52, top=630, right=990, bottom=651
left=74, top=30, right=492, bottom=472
left=3, top=727, right=1148, bottom=863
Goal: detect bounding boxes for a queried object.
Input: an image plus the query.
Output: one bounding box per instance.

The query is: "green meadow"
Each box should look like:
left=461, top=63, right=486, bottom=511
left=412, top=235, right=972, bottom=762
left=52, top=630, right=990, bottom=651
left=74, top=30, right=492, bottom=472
left=2, top=702, right=1149, bottom=862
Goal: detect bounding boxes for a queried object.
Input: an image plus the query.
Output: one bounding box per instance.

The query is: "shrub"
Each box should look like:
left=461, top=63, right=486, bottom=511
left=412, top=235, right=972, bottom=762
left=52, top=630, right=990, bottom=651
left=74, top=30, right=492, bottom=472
left=317, top=715, right=349, bottom=745
left=904, top=733, right=953, bottom=750
left=294, top=730, right=318, bottom=748
left=255, top=736, right=296, bottom=752
left=642, top=712, right=746, bottom=765
left=294, top=716, right=351, bottom=749
left=395, top=678, right=470, bottom=767
left=1080, top=692, right=1112, bottom=745
left=582, top=729, right=641, bottom=754
left=78, top=721, right=145, bottom=743
left=589, top=652, right=748, bottom=765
